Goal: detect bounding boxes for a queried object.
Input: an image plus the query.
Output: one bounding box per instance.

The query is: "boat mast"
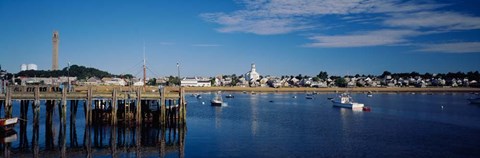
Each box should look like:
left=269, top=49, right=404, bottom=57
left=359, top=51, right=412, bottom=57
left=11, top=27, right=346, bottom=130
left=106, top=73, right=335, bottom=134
left=143, top=43, right=146, bottom=89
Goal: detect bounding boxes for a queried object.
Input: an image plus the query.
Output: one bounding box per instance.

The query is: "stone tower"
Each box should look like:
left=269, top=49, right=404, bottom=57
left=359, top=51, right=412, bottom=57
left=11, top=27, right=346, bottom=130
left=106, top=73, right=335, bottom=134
left=52, top=31, right=59, bottom=70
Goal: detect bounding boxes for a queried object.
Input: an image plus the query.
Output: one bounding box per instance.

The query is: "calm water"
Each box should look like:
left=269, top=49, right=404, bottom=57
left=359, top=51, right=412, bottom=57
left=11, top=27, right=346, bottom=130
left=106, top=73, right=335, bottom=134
left=2, top=92, right=480, bottom=157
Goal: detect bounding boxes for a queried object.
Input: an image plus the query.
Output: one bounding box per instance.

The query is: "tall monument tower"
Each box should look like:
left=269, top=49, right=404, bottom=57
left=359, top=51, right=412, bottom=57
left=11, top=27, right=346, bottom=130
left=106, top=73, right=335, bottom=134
left=52, top=31, right=59, bottom=70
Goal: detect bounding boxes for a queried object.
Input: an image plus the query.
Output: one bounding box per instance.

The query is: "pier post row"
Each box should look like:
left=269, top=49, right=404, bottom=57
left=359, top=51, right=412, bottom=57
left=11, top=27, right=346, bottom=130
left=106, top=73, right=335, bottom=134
left=0, top=85, right=187, bottom=127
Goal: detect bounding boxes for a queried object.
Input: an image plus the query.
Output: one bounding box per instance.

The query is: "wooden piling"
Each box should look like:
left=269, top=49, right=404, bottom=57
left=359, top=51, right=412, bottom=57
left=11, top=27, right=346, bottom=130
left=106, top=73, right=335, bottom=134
left=111, top=88, right=117, bottom=125
left=136, top=87, right=142, bottom=125
left=70, top=100, right=78, bottom=125
left=20, top=100, right=29, bottom=149
left=180, top=87, right=186, bottom=125
left=86, top=86, right=93, bottom=125
left=5, top=86, right=12, bottom=117
left=45, top=100, right=55, bottom=149
left=160, top=88, right=166, bottom=125
left=61, top=86, right=67, bottom=124
left=33, top=86, right=40, bottom=126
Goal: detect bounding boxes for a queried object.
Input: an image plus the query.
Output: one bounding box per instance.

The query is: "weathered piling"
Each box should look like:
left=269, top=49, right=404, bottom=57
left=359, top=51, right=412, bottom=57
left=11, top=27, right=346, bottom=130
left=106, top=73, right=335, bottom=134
left=4, top=87, right=12, bottom=117
left=45, top=100, right=55, bottom=150
left=160, top=87, right=166, bottom=125
left=86, top=86, right=93, bottom=125
left=111, top=88, right=117, bottom=125
left=136, top=87, right=142, bottom=124
left=19, top=100, right=29, bottom=149
left=61, top=86, right=67, bottom=124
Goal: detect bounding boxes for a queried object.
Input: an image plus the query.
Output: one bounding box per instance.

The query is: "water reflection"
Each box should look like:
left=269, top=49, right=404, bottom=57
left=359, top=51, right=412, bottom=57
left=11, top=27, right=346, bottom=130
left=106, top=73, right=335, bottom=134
left=2, top=123, right=186, bottom=158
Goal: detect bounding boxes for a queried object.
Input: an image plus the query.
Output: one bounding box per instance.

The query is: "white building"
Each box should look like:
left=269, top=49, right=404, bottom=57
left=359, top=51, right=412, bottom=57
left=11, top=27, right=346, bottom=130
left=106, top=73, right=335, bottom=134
left=245, top=63, right=260, bottom=84
left=103, top=77, right=127, bottom=86
left=181, top=77, right=211, bottom=87
left=20, top=64, right=38, bottom=71
left=27, top=64, right=38, bottom=70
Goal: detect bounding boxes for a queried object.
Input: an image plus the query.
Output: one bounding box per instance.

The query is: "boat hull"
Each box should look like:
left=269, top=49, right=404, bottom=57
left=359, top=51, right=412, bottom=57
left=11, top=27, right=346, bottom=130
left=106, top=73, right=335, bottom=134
left=0, top=117, right=18, bottom=126
left=332, top=101, right=364, bottom=109
left=211, top=100, right=223, bottom=106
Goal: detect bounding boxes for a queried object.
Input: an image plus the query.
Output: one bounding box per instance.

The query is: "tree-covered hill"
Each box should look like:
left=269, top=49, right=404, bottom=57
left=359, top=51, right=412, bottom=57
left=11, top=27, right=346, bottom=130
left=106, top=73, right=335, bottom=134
left=16, top=65, right=133, bottom=80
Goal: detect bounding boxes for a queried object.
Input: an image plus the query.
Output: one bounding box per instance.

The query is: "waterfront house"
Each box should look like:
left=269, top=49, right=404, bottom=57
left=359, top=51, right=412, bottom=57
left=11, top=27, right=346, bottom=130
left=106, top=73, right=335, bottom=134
left=181, top=77, right=211, bottom=87
left=84, top=77, right=101, bottom=85
left=102, top=77, right=127, bottom=86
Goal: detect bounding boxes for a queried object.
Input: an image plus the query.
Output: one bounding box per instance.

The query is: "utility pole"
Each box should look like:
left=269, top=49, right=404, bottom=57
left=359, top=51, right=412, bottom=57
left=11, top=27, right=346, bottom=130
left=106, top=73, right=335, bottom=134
left=177, top=62, right=180, bottom=86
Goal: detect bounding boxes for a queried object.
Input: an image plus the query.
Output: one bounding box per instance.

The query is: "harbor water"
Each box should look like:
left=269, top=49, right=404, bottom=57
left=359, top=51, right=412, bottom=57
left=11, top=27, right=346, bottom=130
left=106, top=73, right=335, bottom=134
left=2, top=92, right=480, bottom=157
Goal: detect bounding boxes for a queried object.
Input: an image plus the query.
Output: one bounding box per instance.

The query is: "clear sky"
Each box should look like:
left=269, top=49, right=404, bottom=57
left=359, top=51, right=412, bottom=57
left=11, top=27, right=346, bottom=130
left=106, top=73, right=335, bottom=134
left=1, top=0, right=480, bottom=78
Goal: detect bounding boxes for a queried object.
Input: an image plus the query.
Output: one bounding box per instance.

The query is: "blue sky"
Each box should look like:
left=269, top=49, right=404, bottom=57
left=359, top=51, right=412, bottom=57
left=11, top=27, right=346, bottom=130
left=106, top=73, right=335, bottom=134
left=1, top=0, right=480, bottom=77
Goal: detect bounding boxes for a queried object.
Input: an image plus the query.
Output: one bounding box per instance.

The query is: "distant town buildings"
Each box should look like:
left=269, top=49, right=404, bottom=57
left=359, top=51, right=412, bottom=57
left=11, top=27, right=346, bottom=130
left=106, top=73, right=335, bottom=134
left=52, top=31, right=59, bottom=70
left=20, top=64, right=38, bottom=71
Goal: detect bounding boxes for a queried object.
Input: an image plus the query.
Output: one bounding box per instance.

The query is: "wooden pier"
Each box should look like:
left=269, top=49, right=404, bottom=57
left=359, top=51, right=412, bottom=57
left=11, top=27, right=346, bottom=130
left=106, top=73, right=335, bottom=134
left=0, top=85, right=187, bottom=127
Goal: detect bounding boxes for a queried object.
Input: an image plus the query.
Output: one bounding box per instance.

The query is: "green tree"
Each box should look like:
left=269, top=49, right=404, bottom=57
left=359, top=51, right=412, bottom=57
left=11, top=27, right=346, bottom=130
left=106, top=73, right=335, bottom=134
left=335, top=78, right=347, bottom=87
left=295, top=74, right=303, bottom=80
left=147, top=78, right=157, bottom=85
left=167, top=76, right=180, bottom=86
left=317, top=71, right=328, bottom=80
left=381, top=71, right=391, bottom=78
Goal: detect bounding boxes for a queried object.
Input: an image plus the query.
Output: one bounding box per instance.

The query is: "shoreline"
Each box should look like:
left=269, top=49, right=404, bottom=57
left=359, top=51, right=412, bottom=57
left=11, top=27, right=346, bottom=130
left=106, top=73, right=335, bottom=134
left=72, top=86, right=480, bottom=93
left=183, top=87, right=480, bottom=93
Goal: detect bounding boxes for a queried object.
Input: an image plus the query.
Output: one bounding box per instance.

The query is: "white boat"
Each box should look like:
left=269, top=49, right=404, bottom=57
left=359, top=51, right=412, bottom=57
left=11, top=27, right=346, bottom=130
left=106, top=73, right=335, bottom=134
left=211, top=92, right=223, bottom=106
left=0, top=117, right=18, bottom=131
left=332, top=93, right=364, bottom=109
left=468, top=98, right=480, bottom=104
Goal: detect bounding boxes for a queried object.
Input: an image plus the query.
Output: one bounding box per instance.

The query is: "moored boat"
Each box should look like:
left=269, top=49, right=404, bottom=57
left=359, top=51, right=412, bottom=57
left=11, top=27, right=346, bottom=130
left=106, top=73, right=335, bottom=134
left=332, top=93, right=364, bottom=109
left=225, top=94, right=234, bottom=98
left=211, top=92, right=223, bottom=106
left=0, top=117, right=18, bottom=131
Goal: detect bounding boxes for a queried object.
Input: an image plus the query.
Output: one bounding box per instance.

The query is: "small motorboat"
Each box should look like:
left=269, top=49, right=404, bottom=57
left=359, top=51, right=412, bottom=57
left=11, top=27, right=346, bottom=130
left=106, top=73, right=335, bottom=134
left=327, top=97, right=334, bottom=100
left=332, top=93, right=364, bottom=109
left=306, top=96, right=314, bottom=99
left=196, top=95, right=202, bottom=99
left=468, top=98, right=480, bottom=104
left=367, top=91, right=373, bottom=97
left=211, top=92, right=223, bottom=106
left=225, top=94, right=234, bottom=98
left=0, top=117, right=18, bottom=132
left=292, top=96, right=297, bottom=98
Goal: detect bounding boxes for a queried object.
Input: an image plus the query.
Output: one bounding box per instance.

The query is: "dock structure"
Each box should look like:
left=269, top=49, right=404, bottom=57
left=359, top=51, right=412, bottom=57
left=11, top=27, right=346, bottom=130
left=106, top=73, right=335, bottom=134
left=0, top=85, right=187, bottom=127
